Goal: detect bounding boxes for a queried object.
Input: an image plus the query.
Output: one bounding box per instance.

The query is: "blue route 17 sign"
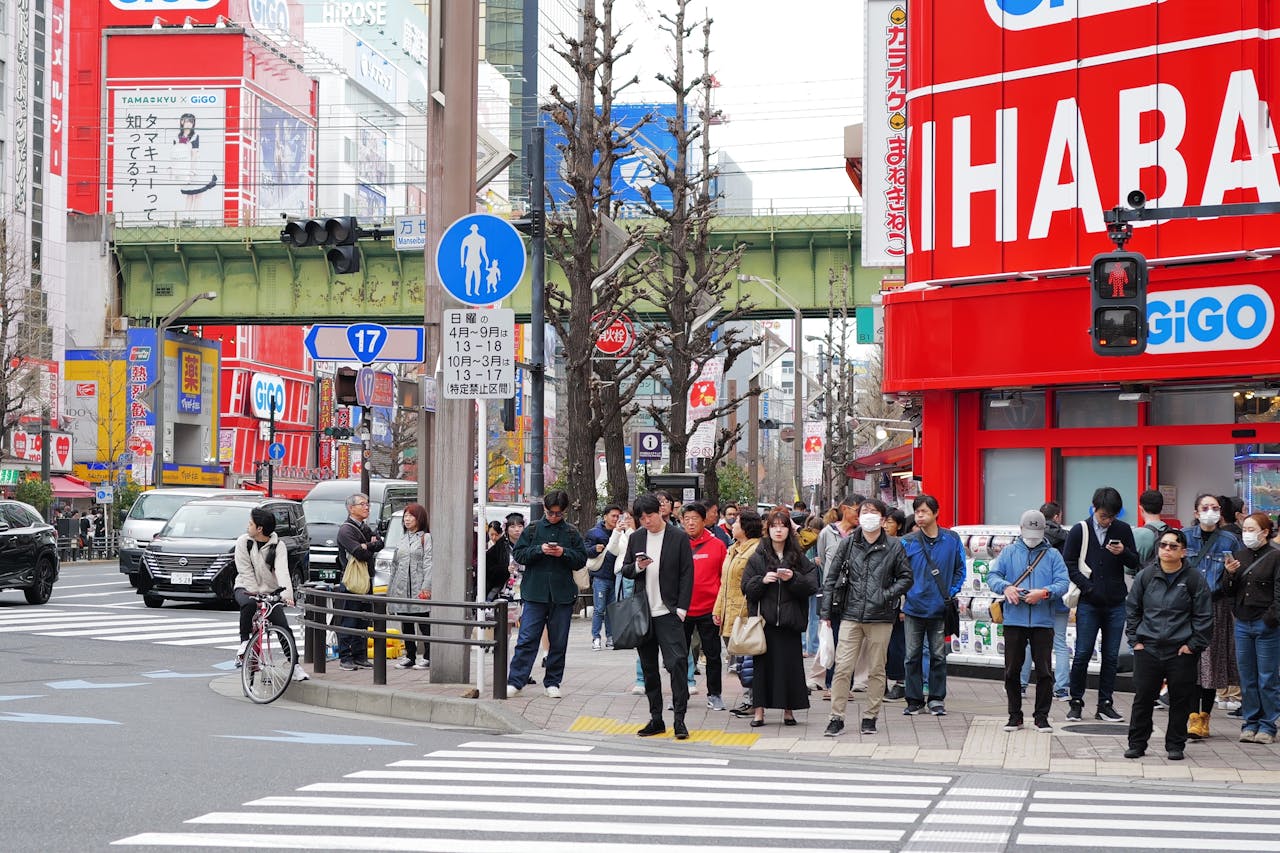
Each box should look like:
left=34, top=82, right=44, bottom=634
left=434, top=213, right=527, bottom=306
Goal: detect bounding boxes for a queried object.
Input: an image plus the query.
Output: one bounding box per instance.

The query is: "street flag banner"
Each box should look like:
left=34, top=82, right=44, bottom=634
left=862, top=1, right=908, bottom=267
left=686, top=356, right=724, bottom=459
left=803, top=422, right=825, bottom=486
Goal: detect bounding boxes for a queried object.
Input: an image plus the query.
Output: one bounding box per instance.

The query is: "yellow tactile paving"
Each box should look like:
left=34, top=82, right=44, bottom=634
left=568, top=715, right=760, bottom=747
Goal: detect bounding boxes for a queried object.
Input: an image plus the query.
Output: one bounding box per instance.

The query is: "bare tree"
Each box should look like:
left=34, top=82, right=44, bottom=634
left=638, top=6, right=758, bottom=504
left=0, top=214, right=53, bottom=449
left=818, top=266, right=859, bottom=502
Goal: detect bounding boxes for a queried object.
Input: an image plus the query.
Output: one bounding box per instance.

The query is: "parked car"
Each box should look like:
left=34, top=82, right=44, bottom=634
left=136, top=497, right=308, bottom=608
left=302, top=478, right=416, bottom=584
left=0, top=500, right=61, bottom=605
left=118, top=488, right=258, bottom=587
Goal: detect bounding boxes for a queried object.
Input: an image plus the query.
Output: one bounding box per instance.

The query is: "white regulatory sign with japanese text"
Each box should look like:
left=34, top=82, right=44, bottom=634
left=443, top=308, right=515, bottom=399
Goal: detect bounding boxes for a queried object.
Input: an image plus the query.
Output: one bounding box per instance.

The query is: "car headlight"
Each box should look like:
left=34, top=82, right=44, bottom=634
left=122, top=537, right=139, bottom=550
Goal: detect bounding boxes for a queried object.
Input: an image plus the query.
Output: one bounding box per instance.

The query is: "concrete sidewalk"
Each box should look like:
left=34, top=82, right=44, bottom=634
left=288, top=615, right=1280, bottom=786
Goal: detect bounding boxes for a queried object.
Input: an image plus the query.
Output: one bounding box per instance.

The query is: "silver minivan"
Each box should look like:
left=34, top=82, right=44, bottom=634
left=118, top=488, right=258, bottom=586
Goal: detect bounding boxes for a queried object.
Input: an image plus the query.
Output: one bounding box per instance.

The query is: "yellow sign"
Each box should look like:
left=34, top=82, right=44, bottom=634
left=163, top=465, right=226, bottom=487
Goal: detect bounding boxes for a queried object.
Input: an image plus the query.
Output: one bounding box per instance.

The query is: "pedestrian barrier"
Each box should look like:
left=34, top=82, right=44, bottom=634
left=298, top=586, right=509, bottom=700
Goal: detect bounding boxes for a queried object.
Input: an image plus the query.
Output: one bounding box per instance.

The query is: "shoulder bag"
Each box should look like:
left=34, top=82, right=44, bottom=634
left=606, top=579, right=650, bottom=649
left=989, top=550, right=1046, bottom=624
left=912, top=533, right=961, bottom=636
left=727, top=597, right=767, bottom=656
left=1064, top=522, right=1091, bottom=609
left=339, top=520, right=371, bottom=595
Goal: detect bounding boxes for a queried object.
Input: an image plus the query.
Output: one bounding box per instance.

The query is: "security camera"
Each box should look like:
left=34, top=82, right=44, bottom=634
left=1126, top=189, right=1146, bottom=211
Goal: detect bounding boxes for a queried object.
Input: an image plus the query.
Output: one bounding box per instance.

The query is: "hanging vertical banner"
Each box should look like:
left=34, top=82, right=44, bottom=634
left=686, top=356, right=724, bottom=459
left=803, top=422, right=825, bottom=486
left=862, top=1, right=908, bottom=267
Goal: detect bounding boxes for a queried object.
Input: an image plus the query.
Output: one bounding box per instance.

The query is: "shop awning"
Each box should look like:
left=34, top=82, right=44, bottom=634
left=50, top=475, right=95, bottom=499
left=845, top=442, right=913, bottom=475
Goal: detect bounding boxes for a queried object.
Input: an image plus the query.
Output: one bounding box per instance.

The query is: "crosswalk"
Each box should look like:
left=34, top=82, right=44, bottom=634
left=113, top=739, right=955, bottom=851
left=0, top=606, right=300, bottom=652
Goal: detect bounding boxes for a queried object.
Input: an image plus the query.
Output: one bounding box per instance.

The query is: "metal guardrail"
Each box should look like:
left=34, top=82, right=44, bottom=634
left=298, top=586, right=509, bottom=700
left=58, top=532, right=119, bottom=562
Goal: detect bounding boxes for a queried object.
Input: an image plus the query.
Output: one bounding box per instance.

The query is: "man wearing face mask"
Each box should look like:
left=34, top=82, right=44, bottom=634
left=819, top=498, right=913, bottom=736
left=1063, top=487, right=1140, bottom=724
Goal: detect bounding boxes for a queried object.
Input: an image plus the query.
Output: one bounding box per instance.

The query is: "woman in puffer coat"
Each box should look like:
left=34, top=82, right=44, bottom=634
left=389, top=503, right=432, bottom=669
left=713, top=509, right=762, bottom=641
left=233, top=506, right=303, bottom=679
left=741, top=508, right=820, bottom=726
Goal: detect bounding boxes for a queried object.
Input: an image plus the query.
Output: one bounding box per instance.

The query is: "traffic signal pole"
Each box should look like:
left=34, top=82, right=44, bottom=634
left=421, top=0, right=480, bottom=684
left=267, top=396, right=276, bottom=498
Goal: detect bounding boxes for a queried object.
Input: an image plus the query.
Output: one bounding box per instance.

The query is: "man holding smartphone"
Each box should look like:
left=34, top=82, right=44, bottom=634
left=507, top=491, right=588, bottom=699
left=622, top=493, right=694, bottom=740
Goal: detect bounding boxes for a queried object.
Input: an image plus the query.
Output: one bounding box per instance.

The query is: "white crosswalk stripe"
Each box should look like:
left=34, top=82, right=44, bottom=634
left=0, top=607, right=300, bottom=651
left=113, top=739, right=954, bottom=850
left=1012, top=789, right=1280, bottom=850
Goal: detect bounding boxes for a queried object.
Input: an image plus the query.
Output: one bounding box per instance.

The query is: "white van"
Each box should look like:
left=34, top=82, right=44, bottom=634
left=118, top=488, right=258, bottom=586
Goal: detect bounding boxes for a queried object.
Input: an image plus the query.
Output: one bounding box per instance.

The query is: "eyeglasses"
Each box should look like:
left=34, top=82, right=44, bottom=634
left=352, top=501, right=369, bottom=507
left=544, top=509, right=565, bottom=518
left=1158, top=542, right=1183, bottom=550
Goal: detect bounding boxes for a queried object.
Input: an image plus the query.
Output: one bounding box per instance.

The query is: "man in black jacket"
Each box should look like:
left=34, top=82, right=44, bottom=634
left=1123, top=527, right=1212, bottom=761
left=819, top=498, right=913, bottom=736
left=1064, top=486, right=1140, bottom=723
left=335, top=492, right=384, bottom=670
left=621, top=493, right=694, bottom=740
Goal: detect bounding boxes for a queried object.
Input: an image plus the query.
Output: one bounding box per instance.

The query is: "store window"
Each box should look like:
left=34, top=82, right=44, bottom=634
left=1151, top=389, right=1234, bottom=426
left=1056, top=390, right=1137, bottom=428
left=981, top=391, right=1046, bottom=430
left=983, top=448, right=1045, bottom=524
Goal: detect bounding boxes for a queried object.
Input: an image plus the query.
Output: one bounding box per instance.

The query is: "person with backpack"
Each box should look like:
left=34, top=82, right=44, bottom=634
left=233, top=506, right=307, bottom=682
left=900, top=494, right=965, bottom=717
left=1133, top=489, right=1169, bottom=569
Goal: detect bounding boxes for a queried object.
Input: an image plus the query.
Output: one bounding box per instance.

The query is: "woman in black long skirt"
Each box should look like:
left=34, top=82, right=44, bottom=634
left=742, top=509, right=820, bottom=726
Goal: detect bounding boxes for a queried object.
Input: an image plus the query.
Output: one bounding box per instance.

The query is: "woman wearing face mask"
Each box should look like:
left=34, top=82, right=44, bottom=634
left=987, top=510, right=1070, bottom=732
left=818, top=498, right=914, bottom=737
left=1182, top=493, right=1241, bottom=740
left=741, top=509, right=820, bottom=726
left=1221, top=512, right=1280, bottom=745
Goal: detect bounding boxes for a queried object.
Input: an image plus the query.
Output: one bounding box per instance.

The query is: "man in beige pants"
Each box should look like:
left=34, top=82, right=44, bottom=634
left=819, top=498, right=914, bottom=737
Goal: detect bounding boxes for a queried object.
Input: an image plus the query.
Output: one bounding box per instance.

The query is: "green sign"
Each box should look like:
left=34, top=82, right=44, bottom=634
left=0, top=469, right=24, bottom=484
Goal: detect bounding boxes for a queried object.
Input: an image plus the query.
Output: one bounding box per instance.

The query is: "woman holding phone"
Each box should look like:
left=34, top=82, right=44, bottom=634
left=741, top=509, right=820, bottom=726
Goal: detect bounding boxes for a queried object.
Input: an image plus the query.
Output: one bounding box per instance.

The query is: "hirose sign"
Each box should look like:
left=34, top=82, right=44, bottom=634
left=903, top=1, right=1280, bottom=282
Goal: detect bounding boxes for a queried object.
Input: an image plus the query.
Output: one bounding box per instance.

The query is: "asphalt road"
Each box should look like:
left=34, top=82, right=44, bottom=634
left=3, top=562, right=1279, bottom=852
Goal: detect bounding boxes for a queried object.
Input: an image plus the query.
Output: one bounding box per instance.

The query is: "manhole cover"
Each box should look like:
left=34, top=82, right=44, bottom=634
left=1059, top=722, right=1128, bottom=736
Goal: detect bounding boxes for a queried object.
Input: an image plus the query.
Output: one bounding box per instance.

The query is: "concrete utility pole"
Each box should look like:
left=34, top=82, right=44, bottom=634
left=422, top=0, right=480, bottom=683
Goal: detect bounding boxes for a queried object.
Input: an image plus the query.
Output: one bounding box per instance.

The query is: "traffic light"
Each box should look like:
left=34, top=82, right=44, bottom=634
left=501, top=396, right=516, bottom=431
left=334, top=367, right=358, bottom=405
left=322, top=426, right=354, bottom=439
left=1089, top=251, right=1148, bottom=356
left=280, top=217, right=361, bottom=274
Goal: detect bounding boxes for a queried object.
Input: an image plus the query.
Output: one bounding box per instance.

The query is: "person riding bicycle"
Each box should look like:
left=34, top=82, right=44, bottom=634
left=234, top=506, right=307, bottom=681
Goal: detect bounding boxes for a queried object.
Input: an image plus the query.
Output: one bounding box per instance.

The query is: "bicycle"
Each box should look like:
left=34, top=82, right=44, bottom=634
left=240, top=589, right=297, bottom=705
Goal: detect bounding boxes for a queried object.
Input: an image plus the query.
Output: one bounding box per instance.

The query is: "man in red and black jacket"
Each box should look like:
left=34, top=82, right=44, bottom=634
left=681, top=502, right=729, bottom=711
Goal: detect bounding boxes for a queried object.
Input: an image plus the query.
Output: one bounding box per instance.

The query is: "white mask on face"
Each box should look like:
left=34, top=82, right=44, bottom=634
left=859, top=513, right=882, bottom=533
left=1244, top=530, right=1265, bottom=549
left=1022, top=531, right=1045, bottom=548
left=1198, top=509, right=1221, bottom=526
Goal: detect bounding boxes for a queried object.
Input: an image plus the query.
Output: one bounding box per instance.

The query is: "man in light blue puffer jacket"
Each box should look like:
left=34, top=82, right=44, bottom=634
left=988, top=510, right=1070, bottom=733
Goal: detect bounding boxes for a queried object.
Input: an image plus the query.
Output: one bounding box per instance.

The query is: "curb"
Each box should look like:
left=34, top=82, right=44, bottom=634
left=216, top=675, right=531, bottom=734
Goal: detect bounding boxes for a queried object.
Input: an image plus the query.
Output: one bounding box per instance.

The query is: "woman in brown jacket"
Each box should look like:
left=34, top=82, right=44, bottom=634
left=713, top=509, right=762, bottom=639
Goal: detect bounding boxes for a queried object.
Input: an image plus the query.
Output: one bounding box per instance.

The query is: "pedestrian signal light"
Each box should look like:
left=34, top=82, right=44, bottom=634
left=280, top=217, right=361, bottom=274
left=1089, top=251, right=1147, bottom=356
left=334, top=367, right=358, bottom=406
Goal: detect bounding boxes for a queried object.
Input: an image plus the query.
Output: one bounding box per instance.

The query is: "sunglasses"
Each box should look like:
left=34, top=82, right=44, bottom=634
left=1158, top=541, right=1183, bottom=550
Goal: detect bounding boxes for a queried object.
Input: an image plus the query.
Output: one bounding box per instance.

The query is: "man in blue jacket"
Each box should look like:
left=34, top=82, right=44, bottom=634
left=988, top=509, right=1070, bottom=732
left=901, top=494, right=966, bottom=716
left=583, top=505, right=622, bottom=651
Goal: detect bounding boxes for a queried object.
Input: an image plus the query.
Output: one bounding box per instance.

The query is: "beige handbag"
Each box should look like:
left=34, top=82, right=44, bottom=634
left=342, top=556, right=371, bottom=595
left=727, top=601, right=767, bottom=655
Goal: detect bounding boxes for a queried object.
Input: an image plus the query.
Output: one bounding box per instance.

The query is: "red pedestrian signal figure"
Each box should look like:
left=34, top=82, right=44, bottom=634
left=1108, top=263, right=1129, bottom=298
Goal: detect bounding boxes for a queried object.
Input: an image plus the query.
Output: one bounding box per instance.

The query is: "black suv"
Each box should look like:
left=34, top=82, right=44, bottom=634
left=137, top=497, right=309, bottom=608
left=0, top=500, right=60, bottom=605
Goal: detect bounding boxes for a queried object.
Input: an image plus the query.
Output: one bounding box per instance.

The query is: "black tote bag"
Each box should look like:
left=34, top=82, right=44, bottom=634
left=607, top=584, right=651, bottom=650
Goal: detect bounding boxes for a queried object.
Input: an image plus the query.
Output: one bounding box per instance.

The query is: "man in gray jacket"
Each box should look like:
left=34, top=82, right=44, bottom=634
left=819, top=498, right=913, bottom=737
left=1124, top=527, right=1212, bottom=761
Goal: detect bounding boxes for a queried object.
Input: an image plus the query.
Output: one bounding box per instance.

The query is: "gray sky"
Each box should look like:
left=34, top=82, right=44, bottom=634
left=613, top=0, right=865, bottom=212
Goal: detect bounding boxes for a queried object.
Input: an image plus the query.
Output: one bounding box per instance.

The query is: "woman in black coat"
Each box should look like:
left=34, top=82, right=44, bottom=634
left=742, top=508, right=820, bottom=726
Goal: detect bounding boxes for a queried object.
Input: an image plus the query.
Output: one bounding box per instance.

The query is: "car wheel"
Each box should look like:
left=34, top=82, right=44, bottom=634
left=143, top=594, right=164, bottom=609
left=23, top=558, right=55, bottom=605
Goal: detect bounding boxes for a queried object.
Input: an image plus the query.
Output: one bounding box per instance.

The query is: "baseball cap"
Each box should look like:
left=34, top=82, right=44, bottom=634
left=1019, top=509, right=1046, bottom=535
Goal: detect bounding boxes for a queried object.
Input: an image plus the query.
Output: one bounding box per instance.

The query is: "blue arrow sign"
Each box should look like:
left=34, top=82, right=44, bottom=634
left=217, top=730, right=412, bottom=746
left=46, top=679, right=147, bottom=690
left=304, top=325, right=425, bottom=363
left=268, top=442, right=286, bottom=462
left=142, top=669, right=228, bottom=679
left=0, top=695, right=43, bottom=702
left=435, top=213, right=527, bottom=306
left=0, top=711, right=121, bottom=725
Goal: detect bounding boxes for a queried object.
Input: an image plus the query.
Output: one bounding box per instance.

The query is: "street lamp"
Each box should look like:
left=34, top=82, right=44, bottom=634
left=152, top=291, right=217, bottom=489
left=738, top=274, right=805, bottom=502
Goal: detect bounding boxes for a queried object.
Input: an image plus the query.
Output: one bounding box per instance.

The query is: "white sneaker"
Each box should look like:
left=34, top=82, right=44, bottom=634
left=631, top=683, right=645, bottom=695
left=236, top=639, right=249, bottom=657
left=545, top=685, right=562, bottom=699
left=394, top=658, right=414, bottom=669
left=688, top=684, right=700, bottom=696
left=507, top=684, right=522, bottom=698
left=591, top=637, right=602, bottom=651
left=291, top=664, right=310, bottom=682
left=413, top=660, right=430, bottom=670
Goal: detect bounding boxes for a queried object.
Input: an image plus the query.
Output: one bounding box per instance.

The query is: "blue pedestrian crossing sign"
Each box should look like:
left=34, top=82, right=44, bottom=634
left=435, top=213, right=527, bottom=306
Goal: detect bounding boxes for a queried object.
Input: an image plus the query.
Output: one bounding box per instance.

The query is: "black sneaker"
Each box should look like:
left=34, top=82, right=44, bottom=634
left=904, top=702, right=927, bottom=716
left=1095, top=703, right=1124, bottom=723
left=824, top=718, right=845, bottom=737
left=1124, top=746, right=1145, bottom=759
left=1033, top=717, right=1053, bottom=733
left=1003, top=717, right=1023, bottom=732
left=1155, top=692, right=1170, bottom=710
left=673, top=719, right=689, bottom=740
left=636, top=719, right=665, bottom=737
left=885, top=682, right=906, bottom=701
left=1227, top=707, right=1244, bottom=718
left=860, top=718, right=877, bottom=735
left=1066, top=700, right=1083, bottom=721
left=339, top=660, right=357, bottom=671
left=1167, top=749, right=1185, bottom=760
left=928, top=701, right=947, bottom=716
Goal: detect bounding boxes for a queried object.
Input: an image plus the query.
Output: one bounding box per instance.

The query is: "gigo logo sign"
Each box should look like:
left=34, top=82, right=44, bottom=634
left=983, top=0, right=1167, bottom=30
left=1147, top=285, right=1273, bottom=355
left=249, top=372, right=287, bottom=420
left=108, top=0, right=222, bottom=10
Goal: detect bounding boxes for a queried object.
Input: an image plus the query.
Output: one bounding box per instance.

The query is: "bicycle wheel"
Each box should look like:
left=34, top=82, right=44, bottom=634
left=240, top=624, right=296, bottom=705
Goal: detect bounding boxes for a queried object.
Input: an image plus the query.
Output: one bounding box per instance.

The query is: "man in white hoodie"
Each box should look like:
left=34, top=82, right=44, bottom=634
left=233, top=506, right=307, bottom=681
